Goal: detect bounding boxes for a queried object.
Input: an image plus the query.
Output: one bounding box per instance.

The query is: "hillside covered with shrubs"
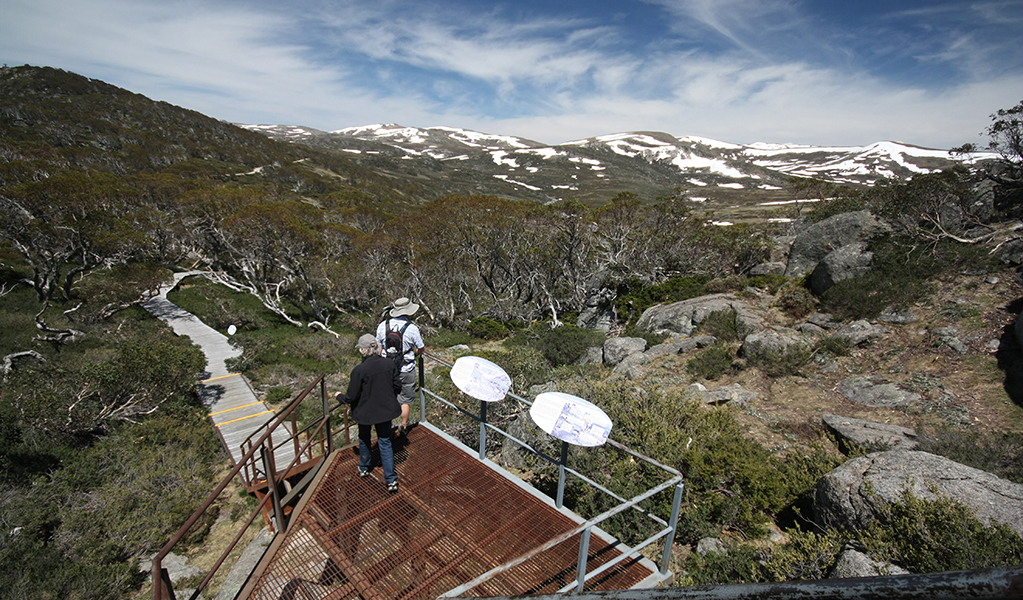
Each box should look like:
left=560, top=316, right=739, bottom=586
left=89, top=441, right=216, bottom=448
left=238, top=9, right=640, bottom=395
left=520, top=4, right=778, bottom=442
left=1, top=66, right=1022, bottom=597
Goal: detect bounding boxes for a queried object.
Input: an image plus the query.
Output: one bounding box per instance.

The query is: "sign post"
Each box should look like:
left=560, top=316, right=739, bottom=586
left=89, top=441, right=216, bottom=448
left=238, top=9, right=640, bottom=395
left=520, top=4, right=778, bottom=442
left=449, top=356, right=512, bottom=460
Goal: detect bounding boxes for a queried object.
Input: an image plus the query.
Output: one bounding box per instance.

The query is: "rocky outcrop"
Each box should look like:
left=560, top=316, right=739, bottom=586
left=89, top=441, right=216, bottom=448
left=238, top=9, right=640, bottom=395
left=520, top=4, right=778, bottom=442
left=822, top=414, right=918, bottom=451
left=603, top=337, right=647, bottom=366
left=635, top=293, right=767, bottom=338
left=837, top=376, right=920, bottom=407
left=809, top=242, right=873, bottom=295
left=576, top=288, right=616, bottom=331
left=785, top=211, right=890, bottom=278
left=814, top=450, right=1023, bottom=538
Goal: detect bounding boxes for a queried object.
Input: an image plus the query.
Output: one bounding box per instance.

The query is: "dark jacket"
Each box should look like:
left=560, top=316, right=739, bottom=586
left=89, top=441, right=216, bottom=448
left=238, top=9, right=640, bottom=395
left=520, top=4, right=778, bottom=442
left=341, top=354, right=402, bottom=425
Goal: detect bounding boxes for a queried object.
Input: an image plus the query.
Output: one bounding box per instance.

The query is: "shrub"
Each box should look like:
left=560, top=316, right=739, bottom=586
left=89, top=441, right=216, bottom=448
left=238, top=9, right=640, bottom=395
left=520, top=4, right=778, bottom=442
left=916, top=426, right=1023, bottom=484
left=747, top=345, right=813, bottom=378
left=698, top=309, right=740, bottom=342
left=805, top=195, right=868, bottom=223
left=777, top=284, right=817, bottom=319
left=466, top=316, right=511, bottom=340
left=613, top=275, right=711, bottom=325
left=539, top=325, right=605, bottom=367
left=687, top=344, right=737, bottom=380
left=265, top=385, right=292, bottom=404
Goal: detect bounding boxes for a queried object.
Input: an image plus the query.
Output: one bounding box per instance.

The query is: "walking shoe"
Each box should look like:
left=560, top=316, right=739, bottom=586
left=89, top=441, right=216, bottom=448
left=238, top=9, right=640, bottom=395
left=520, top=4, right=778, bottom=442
left=396, top=424, right=407, bottom=437
left=387, top=480, right=399, bottom=493
left=359, top=469, right=370, bottom=478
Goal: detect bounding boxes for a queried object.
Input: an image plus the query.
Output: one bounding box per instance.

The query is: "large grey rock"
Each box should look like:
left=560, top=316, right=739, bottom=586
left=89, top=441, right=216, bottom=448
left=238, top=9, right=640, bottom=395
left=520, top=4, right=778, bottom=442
left=814, top=450, right=1023, bottom=538
left=576, top=346, right=604, bottom=366
left=830, top=547, right=909, bottom=578
left=822, top=414, right=918, bottom=451
left=145, top=552, right=205, bottom=589
left=837, top=376, right=920, bottom=407
left=603, top=337, right=647, bottom=366
left=614, top=352, right=651, bottom=378
left=739, top=327, right=811, bottom=361
left=635, top=293, right=767, bottom=338
left=809, top=242, right=873, bottom=295
left=785, top=211, right=890, bottom=278
left=831, top=320, right=889, bottom=346
left=499, top=408, right=556, bottom=470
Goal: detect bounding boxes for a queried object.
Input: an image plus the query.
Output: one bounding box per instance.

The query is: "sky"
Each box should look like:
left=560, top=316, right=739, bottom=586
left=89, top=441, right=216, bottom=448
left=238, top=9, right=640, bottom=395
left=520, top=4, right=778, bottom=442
left=2, top=0, right=1022, bottom=149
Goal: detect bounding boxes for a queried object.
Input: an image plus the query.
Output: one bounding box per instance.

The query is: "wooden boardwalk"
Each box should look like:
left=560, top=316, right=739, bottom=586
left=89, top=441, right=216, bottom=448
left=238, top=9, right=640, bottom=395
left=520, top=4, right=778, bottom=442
left=143, top=272, right=294, bottom=472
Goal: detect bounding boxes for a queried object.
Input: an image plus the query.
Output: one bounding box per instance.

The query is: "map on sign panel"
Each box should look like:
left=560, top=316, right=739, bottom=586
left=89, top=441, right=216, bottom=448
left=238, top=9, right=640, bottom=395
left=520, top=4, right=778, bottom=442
left=530, top=392, right=612, bottom=447
left=449, top=356, right=512, bottom=402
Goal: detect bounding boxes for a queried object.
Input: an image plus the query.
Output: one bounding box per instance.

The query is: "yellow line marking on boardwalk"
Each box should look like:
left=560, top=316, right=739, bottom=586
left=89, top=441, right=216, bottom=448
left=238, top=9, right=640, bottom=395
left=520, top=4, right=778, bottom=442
left=209, top=401, right=264, bottom=417
left=215, top=411, right=273, bottom=427
left=202, top=373, right=242, bottom=383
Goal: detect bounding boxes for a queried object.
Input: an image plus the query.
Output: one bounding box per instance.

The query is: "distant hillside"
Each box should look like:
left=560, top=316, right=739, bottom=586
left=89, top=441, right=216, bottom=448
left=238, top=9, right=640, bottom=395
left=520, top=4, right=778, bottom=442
left=242, top=123, right=997, bottom=208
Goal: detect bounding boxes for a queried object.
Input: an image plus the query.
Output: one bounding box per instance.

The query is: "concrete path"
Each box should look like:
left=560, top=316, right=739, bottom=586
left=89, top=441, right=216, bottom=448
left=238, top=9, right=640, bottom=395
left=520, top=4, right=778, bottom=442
left=143, top=272, right=294, bottom=473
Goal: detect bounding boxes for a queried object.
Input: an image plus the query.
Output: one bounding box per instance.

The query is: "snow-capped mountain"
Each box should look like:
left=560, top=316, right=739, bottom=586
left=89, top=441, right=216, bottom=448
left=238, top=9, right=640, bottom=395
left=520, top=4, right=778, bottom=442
left=240, top=123, right=995, bottom=205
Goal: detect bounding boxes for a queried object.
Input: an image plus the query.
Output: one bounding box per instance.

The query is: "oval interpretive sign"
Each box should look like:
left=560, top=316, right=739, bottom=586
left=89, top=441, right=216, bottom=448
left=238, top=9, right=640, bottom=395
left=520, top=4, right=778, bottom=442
left=449, top=356, right=512, bottom=403
left=530, top=392, right=612, bottom=447
left=227, top=324, right=237, bottom=336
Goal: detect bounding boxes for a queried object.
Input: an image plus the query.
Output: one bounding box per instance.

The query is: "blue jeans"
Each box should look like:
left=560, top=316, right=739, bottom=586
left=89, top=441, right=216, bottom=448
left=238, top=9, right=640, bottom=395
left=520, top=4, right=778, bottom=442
left=358, top=422, right=396, bottom=484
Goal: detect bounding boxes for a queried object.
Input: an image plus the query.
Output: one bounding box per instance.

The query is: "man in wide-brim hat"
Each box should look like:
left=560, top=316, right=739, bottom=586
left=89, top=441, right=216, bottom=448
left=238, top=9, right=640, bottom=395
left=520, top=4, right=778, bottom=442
left=376, top=297, right=425, bottom=435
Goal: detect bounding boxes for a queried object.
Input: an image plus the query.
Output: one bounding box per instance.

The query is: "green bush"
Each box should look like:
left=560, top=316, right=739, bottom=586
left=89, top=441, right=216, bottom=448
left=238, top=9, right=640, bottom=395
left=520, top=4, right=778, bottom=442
left=687, top=344, right=738, bottom=380
left=805, top=195, right=868, bottom=223
left=539, top=325, right=605, bottom=367
left=466, top=316, right=511, bottom=340
left=698, top=309, right=740, bottom=342
left=265, top=385, right=292, bottom=404
left=916, top=426, right=1023, bottom=484
left=777, top=284, right=817, bottom=319
left=746, top=345, right=813, bottom=378
left=614, top=275, right=711, bottom=325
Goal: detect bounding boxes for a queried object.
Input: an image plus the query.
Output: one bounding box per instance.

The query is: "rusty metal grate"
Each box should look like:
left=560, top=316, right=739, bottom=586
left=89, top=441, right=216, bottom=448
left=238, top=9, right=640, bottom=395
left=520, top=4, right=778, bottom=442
left=244, top=425, right=656, bottom=599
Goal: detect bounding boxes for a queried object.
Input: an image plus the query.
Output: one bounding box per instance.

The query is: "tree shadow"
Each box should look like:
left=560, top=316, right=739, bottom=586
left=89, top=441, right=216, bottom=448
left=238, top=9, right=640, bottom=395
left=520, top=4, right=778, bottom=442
left=996, top=297, right=1023, bottom=408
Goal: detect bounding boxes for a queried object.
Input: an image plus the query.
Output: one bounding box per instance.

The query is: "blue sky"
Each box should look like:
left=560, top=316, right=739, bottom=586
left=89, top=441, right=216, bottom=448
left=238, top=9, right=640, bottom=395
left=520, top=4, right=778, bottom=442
left=2, top=0, right=1021, bottom=148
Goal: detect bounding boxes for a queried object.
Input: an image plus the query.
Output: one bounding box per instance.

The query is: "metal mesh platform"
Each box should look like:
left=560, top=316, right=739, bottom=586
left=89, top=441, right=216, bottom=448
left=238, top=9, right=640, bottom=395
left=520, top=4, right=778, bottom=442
left=243, top=424, right=658, bottom=599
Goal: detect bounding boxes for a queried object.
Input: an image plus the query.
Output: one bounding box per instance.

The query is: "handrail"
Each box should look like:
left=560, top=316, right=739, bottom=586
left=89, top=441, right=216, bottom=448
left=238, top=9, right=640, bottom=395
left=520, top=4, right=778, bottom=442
left=419, top=351, right=683, bottom=596
left=152, top=373, right=347, bottom=600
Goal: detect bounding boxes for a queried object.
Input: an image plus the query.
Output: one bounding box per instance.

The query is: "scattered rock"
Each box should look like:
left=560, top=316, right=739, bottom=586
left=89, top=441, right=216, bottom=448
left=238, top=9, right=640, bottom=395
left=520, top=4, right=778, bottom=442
left=837, top=376, right=920, bottom=407
left=696, top=537, right=727, bottom=556
left=806, top=313, right=842, bottom=330
left=687, top=383, right=758, bottom=406
left=214, top=528, right=273, bottom=600
left=830, top=547, right=909, bottom=578
left=997, top=238, right=1023, bottom=266
left=831, top=320, right=889, bottom=346
left=814, top=450, right=1023, bottom=538
left=809, top=242, right=873, bottom=295
left=822, top=414, right=917, bottom=451
left=614, top=352, right=651, bottom=378
left=931, top=327, right=969, bottom=354
left=448, top=344, right=470, bottom=352
left=739, top=327, right=812, bottom=361
left=603, top=337, right=647, bottom=366
left=749, top=261, right=786, bottom=276
left=878, top=306, right=917, bottom=324
left=785, top=211, right=891, bottom=278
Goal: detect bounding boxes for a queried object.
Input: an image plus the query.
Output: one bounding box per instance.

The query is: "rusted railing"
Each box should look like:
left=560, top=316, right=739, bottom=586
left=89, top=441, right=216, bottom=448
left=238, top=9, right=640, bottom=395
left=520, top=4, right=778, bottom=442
left=151, top=374, right=351, bottom=600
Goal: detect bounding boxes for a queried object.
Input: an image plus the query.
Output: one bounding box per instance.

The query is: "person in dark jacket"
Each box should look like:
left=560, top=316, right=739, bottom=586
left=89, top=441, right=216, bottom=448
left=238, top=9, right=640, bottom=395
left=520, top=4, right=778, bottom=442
left=336, top=334, right=403, bottom=492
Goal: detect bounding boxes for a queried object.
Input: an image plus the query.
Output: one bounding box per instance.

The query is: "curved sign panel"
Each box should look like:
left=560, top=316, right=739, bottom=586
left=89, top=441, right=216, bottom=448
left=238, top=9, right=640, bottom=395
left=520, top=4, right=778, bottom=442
left=530, top=392, right=612, bottom=447
left=449, top=356, right=512, bottom=403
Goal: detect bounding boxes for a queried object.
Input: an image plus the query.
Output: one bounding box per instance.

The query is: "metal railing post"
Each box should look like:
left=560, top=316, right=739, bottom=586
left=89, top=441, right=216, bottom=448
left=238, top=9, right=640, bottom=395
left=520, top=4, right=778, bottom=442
left=479, top=400, right=488, bottom=460
left=660, top=482, right=684, bottom=575
left=556, top=440, right=568, bottom=509
left=322, top=377, right=332, bottom=455
left=575, top=526, right=592, bottom=593
left=418, top=354, right=426, bottom=425
left=262, top=443, right=286, bottom=533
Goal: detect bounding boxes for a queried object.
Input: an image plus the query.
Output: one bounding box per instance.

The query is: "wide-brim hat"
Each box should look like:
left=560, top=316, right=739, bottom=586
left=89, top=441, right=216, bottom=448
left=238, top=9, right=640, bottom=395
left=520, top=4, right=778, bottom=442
left=390, top=297, right=420, bottom=317
left=355, top=333, right=377, bottom=349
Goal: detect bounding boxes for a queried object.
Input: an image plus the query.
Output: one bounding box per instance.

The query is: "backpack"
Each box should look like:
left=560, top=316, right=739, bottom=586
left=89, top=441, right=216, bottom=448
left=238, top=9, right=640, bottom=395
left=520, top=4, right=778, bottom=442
left=384, top=319, right=411, bottom=369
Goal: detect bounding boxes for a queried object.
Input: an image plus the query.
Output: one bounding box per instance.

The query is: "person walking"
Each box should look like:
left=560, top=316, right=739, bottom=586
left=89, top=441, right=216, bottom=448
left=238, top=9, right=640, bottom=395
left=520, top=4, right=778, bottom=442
left=376, top=297, right=424, bottom=436
left=336, top=334, right=402, bottom=492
